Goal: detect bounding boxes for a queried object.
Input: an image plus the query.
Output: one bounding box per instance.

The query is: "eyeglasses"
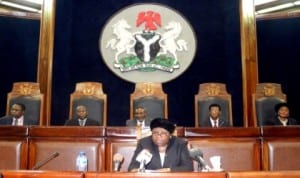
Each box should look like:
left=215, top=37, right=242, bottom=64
left=11, top=108, right=22, bottom=112
left=152, top=131, right=169, bottom=137
left=135, top=112, right=144, bottom=115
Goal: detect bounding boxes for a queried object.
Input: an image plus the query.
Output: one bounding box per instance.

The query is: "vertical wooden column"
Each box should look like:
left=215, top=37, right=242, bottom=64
left=240, top=0, right=259, bottom=127
left=37, top=0, right=56, bottom=125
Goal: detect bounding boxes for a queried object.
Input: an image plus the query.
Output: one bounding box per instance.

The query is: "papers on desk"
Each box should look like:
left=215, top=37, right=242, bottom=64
left=209, top=155, right=223, bottom=172
left=210, top=168, right=224, bottom=172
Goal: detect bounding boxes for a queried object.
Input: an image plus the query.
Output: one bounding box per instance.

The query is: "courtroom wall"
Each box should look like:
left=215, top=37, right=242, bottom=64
left=51, top=0, right=242, bottom=126
left=0, top=1, right=243, bottom=126
left=257, top=18, right=300, bottom=122
left=0, top=16, right=39, bottom=115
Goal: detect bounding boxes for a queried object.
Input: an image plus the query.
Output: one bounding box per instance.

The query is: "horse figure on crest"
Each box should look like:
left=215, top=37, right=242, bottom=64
left=157, top=21, right=188, bottom=68
left=106, top=19, right=136, bottom=67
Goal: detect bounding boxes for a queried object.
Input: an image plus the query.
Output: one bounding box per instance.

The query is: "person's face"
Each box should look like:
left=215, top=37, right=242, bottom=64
left=151, top=127, right=170, bottom=147
left=76, top=106, right=88, bottom=119
left=277, top=106, right=289, bottom=118
left=209, top=106, right=221, bottom=120
left=10, top=104, right=24, bottom=119
left=134, top=108, right=146, bottom=121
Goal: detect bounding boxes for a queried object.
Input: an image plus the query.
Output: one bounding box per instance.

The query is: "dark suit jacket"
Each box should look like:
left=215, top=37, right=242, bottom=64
left=64, top=118, right=100, bottom=126
left=0, top=115, right=37, bottom=126
left=201, top=117, right=230, bottom=127
left=128, top=136, right=193, bottom=172
left=126, top=118, right=151, bottom=127
left=264, top=116, right=298, bottom=126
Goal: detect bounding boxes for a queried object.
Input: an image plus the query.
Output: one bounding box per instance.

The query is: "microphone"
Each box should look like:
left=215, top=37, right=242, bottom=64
left=32, top=152, right=60, bottom=170
left=189, top=147, right=211, bottom=171
left=113, top=153, right=124, bottom=172
left=135, top=149, right=152, bottom=172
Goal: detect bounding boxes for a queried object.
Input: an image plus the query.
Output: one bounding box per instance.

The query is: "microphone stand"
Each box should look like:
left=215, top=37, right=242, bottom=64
left=138, top=159, right=146, bottom=173
left=197, top=162, right=203, bottom=172
left=113, top=160, right=121, bottom=172
left=198, top=163, right=208, bottom=172
left=32, top=152, right=59, bottom=170
left=196, top=157, right=210, bottom=172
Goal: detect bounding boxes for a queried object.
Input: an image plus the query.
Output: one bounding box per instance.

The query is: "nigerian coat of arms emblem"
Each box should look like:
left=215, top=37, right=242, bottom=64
left=100, top=3, right=197, bottom=83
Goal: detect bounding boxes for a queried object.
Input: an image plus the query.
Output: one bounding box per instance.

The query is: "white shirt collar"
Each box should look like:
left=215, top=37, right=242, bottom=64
left=137, top=120, right=145, bottom=127
left=78, top=118, right=87, bottom=126
left=278, top=117, right=288, bottom=126
left=13, top=116, right=24, bottom=126
left=210, top=117, right=219, bottom=127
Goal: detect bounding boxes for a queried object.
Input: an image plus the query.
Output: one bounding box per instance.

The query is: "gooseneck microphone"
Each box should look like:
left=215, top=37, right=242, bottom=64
left=113, top=153, right=124, bottom=172
left=32, top=152, right=60, bottom=170
left=135, top=149, right=153, bottom=172
left=189, top=147, right=211, bottom=171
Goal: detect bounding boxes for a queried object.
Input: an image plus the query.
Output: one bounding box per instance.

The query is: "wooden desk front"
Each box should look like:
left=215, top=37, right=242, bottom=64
left=2, top=170, right=300, bottom=178
left=1, top=126, right=300, bottom=172
left=85, top=172, right=226, bottom=178
left=28, top=126, right=105, bottom=171
left=185, top=127, right=261, bottom=171
left=227, top=171, right=300, bottom=178
left=0, top=170, right=84, bottom=178
left=261, top=126, right=300, bottom=170
left=0, top=126, right=28, bottom=170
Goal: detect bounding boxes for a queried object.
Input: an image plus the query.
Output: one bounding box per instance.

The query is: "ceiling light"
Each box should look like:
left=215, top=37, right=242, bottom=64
left=256, top=3, right=294, bottom=14
left=1, top=1, right=40, bottom=12
left=294, top=0, right=300, bottom=5
left=23, top=0, right=43, bottom=5
left=254, top=0, right=277, bottom=6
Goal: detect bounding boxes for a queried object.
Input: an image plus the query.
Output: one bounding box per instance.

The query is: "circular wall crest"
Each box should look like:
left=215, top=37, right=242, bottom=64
left=99, top=3, right=197, bottom=83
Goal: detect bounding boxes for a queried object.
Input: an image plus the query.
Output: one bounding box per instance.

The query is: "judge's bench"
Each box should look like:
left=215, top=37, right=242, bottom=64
left=0, top=126, right=300, bottom=178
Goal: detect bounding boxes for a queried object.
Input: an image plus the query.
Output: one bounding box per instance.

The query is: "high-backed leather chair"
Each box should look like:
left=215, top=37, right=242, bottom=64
left=6, top=82, right=44, bottom=125
left=252, top=83, right=286, bottom=127
left=227, top=171, right=300, bottom=178
left=69, top=82, right=107, bottom=126
left=130, top=82, right=168, bottom=120
left=194, top=83, right=233, bottom=127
